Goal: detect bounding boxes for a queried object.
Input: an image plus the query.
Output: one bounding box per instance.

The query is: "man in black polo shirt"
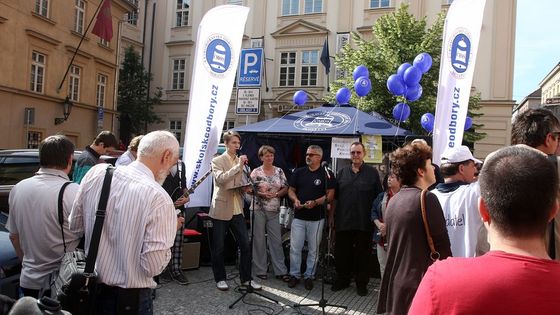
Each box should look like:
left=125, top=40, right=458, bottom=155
left=287, top=145, right=336, bottom=290
left=331, top=142, right=382, bottom=296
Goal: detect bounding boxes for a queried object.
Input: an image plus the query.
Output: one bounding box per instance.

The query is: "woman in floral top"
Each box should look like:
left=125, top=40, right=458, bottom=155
left=250, top=145, right=290, bottom=281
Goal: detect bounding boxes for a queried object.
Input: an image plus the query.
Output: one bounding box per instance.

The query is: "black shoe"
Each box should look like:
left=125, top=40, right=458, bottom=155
left=331, top=281, right=350, bottom=292
left=288, top=276, right=299, bottom=288
left=304, top=278, right=313, bottom=290
left=170, top=271, right=189, bottom=285
left=357, top=287, right=368, bottom=296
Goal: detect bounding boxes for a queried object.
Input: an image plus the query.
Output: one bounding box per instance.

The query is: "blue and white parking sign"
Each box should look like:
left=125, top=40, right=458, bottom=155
left=237, top=48, right=263, bottom=86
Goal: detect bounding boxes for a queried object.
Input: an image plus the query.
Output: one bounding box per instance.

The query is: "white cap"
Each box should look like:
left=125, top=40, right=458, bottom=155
left=441, top=146, right=482, bottom=164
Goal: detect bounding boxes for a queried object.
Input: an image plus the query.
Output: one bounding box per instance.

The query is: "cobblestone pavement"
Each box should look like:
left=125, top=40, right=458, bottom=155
left=154, top=266, right=380, bottom=315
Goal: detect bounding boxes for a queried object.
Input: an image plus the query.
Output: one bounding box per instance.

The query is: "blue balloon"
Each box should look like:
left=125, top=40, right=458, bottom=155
left=392, top=103, right=411, bottom=122
left=387, top=74, right=406, bottom=96
left=413, top=52, right=433, bottom=73
left=405, top=84, right=423, bottom=102
left=403, top=65, right=422, bottom=87
left=464, top=116, right=473, bottom=130
left=293, top=90, right=307, bottom=106
left=421, top=113, right=435, bottom=133
left=397, top=63, right=412, bottom=78
left=354, top=76, right=372, bottom=97
left=353, top=65, right=369, bottom=81
left=335, top=87, right=351, bottom=104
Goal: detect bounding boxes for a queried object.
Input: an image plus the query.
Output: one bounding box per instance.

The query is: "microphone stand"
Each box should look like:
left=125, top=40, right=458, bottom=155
left=293, top=164, right=347, bottom=314
left=229, top=165, right=279, bottom=309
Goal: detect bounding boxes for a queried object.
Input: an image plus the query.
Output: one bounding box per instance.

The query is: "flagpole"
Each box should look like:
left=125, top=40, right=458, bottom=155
left=326, top=36, right=330, bottom=92
left=57, top=0, right=105, bottom=93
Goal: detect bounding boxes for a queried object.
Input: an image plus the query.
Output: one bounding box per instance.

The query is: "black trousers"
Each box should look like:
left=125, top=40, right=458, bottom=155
left=334, top=230, right=371, bottom=289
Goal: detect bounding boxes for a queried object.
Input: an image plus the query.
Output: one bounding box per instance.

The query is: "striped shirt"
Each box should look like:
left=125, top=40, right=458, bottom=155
left=69, top=161, right=176, bottom=288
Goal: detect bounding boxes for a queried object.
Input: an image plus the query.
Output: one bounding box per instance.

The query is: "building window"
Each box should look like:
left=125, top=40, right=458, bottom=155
left=282, top=0, right=299, bottom=16
left=304, top=0, right=322, bottom=14
left=370, top=0, right=390, bottom=8
left=176, top=0, right=190, bottom=27
left=172, top=58, right=186, bottom=90
left=30, top=51, right=45, bottom=93
left=35, top=0, right=49, bottom=17
left=27, top=131, right=42, bottom=149
left=251, top=38, right=263, bottom=48
left=169, top=120, right=182, bottom=141
left=127, top=10, right=138, bottom=25
left=74, top=0, right=85, bottom=33
left=279, top=52, right=296, bottom=86
left=301, top=50, right=318, bottom=86
left=96, top=74, right=107, bottom=107
left=223, top=121, right=235, bottom=132
left=69, top=65, right=81, bottom=102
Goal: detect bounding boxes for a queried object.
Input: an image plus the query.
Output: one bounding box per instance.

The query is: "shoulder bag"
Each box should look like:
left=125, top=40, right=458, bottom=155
left=51, top=166, right=114, bottom=315
left=420, top=189, right=441, bottom=262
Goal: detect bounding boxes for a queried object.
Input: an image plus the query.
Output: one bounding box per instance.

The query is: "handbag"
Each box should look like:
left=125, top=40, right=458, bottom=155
left=51, top=166, right=114, bottom=314
left=420, top=189, right=441, bottom=262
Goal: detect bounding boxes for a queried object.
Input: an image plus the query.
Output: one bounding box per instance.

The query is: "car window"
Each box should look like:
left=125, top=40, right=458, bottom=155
left=0, top=158, right=40, bottom=185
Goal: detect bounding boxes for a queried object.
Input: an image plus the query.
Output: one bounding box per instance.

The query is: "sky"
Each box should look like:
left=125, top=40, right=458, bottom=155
left=513, top=0, right=560, bottom=102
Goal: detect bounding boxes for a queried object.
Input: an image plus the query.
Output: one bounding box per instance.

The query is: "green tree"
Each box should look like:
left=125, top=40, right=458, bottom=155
left=326, top=4, right=484, bottom=141
left=118, top=46, right=161, bottom=143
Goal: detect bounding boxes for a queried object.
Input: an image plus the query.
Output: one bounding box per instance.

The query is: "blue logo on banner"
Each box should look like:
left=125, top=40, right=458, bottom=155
left=450, top=34, right=471, bottom=74
left=205, top=38, right=232, bottom=74
left=238, top=48, right=263, bottom=86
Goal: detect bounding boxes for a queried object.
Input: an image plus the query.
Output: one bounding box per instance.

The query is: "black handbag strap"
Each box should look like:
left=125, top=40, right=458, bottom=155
left=57, top=182, right=72, bottom=253
left=84, top=166, right=114, bottom=274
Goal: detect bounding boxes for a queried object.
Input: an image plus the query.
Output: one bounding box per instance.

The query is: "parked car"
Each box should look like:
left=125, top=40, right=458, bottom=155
left=0, top=212, right=20, bottom=299
left=0, top=149, right=119, bottom=213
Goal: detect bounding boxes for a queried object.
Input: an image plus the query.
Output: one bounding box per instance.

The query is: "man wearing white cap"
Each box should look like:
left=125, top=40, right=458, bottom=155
left=432, top=145, right=483, bottom=257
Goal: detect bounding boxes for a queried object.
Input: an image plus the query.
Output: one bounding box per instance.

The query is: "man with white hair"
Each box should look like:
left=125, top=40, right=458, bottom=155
left=433, top=145, right=482, bottom=257
left=70, top=130, right=181, bottom=314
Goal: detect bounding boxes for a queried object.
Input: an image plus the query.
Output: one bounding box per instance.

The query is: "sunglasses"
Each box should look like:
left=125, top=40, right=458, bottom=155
left=350, top=151, right=363, bottom=155
left=306, top=153, right=320, bottom=157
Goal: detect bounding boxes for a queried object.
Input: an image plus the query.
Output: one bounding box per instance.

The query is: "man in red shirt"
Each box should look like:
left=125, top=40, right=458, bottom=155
left=409, top=145, right=560, bottom=314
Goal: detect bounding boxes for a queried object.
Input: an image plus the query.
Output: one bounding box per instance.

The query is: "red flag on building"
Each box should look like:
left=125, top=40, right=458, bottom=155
left=92, top=0, right=113, bottom=41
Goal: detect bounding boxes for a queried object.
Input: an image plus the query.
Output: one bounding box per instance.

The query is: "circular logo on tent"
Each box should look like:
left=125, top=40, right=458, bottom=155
left=447, top=29, right=472, bottom=79
left=203, top=35, right=234, bottom=77
left=294, top=111, right=351, bottom=132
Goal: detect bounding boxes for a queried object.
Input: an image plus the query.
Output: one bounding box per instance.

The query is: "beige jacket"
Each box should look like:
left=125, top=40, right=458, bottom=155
left=209, top=152, right=245, bottom=221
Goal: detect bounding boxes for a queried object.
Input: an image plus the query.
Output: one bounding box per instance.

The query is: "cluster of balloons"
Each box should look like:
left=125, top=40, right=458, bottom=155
left=332, top=65, right=372, bottom=105
left=387, top=52, right=433, bottom=122
left=419, top=113, right=473, bottom=133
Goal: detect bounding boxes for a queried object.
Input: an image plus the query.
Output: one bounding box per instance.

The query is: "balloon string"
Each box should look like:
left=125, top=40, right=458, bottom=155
left=263, top=104, right=298, bottom=133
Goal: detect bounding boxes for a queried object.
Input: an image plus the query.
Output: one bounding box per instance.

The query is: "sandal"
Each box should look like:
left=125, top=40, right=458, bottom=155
left=256, top=274, right=268, bottom=280
left=276, top=274, right=291, bottom=282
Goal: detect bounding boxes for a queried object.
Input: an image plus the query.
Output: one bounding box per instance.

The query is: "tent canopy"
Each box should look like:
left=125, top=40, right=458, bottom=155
left=234, top=104, right=411, bottom=136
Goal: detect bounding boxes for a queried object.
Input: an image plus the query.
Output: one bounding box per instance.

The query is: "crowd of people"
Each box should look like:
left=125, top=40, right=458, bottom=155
left=4, top=107, right=560, bottom=314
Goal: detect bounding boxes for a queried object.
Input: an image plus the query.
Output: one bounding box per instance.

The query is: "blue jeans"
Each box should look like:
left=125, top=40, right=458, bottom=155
left=211, top=214, right=252, bottom=283
left=289, top=218, right=324, bottom=279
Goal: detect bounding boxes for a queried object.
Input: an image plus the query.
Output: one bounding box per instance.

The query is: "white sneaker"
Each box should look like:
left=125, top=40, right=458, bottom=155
left=216, top=280, right=229, bottom=291
left=242, top=280, right=262, bottom=290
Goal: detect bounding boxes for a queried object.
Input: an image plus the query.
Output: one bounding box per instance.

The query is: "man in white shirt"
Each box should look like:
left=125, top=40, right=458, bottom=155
left=69, top=130, right=181, bottom=314
left=115, top=135, right=143, bottom=167
left=432, top=145, right=482, bottom=257
left=7, top=135, right=81, bottom=298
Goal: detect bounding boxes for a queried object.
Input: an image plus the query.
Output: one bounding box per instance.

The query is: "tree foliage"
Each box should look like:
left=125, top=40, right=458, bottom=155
left=325, top=4, right=484, bottom=141
left=118, top=46, right=161, bottom=143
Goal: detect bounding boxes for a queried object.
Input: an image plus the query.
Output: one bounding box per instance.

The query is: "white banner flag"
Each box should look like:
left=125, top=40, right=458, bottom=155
left=182, top=5, right=250, bottom=207
left=432, top=0, right=486, bottom=165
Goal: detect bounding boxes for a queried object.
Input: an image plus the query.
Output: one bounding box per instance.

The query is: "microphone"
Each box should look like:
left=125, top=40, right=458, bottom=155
left=321, top=161, right=332, bottom=180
